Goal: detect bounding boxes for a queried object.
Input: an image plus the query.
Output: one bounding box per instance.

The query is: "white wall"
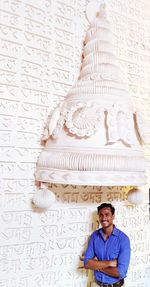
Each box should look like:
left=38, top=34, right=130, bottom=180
left=0, top=0, right=150, bottom=286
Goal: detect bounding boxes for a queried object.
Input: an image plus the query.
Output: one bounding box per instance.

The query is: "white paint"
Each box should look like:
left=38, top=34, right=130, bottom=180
left=0, top=0, right=150, bottom=286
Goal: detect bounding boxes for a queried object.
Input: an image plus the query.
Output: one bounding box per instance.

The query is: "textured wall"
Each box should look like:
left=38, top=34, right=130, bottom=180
left=0, top=0, right=150, bottom=286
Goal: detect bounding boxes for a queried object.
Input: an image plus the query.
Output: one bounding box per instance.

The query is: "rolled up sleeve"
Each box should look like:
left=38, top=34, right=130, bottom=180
left=117, top=235, right=131, bottom=278
left=84, top=234, right=95, bottom=267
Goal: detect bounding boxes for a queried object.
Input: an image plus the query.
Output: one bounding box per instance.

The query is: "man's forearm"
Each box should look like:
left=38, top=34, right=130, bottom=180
left=99, top=267, right=120, bottom=278
left=85, top=259, right=116, bottom=270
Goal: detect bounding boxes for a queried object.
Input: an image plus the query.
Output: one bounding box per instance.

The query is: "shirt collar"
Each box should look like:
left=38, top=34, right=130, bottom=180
left=99, top=225, right=118, bottom=237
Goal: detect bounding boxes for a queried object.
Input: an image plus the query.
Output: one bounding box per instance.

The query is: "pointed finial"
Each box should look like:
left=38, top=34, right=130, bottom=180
left=86, top=0, right=106, bottom=23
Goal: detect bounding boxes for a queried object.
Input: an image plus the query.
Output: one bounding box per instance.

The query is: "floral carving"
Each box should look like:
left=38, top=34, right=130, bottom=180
left=42, top=104, right=63, bottom=140
left=134, top=112, right=148, bottom=144
left=65, top=103, right=102, bottom=137
left=107, top=105, right=134, bottom=145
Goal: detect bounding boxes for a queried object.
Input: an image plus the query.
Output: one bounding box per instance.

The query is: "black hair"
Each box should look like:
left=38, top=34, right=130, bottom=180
left=97, top=203, right=115, bottom=215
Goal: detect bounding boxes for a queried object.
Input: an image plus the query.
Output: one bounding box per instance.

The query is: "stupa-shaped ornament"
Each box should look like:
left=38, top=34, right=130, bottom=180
left=33, top=1, right=147, bottom=208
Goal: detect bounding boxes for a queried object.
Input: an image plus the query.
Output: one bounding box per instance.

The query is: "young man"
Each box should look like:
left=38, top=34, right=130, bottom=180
left=84, top=203, right=131, bottom=287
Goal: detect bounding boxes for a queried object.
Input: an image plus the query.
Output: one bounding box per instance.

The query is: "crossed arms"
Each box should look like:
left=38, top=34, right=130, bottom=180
left=84, top=230, right=131, bottom=279
left=85, top=258, right=120, bottom=277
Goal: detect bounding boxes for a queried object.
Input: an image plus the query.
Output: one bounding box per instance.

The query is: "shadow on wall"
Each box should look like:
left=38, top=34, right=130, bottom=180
left=31, top=183, right=130, bottom=212
left=77, top=209, right=99, bottom=287
left=42, top=183, right=129, bottom=205
left=31, top=184, right=131, bottom=287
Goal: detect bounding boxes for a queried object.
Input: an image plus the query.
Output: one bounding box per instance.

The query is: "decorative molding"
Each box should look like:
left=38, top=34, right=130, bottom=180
left=36, top=168, right=146, bottom=186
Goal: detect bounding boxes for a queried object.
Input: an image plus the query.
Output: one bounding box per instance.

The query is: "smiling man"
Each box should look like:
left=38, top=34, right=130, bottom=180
left=84, top=203, right=131, bottom=287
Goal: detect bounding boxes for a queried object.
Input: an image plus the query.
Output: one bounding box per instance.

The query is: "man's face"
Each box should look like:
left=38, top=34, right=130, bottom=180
left=98, top=207, right=114, bottom=229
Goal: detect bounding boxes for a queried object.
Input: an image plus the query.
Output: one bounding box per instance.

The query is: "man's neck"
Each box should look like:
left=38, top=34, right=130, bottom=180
left=102, top=224, right=114, bottom=239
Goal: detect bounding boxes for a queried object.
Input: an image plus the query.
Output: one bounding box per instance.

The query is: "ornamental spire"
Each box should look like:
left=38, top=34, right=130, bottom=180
left=33, top=0, right=147, bottom=208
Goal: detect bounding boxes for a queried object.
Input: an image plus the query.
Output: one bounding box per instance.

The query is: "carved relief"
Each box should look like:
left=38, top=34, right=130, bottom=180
left=0, top=1, right=150, bottom=287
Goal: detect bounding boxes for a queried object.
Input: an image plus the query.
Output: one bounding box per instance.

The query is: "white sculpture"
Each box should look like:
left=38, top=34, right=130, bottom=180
left=33, top=0, right=147, bottom=208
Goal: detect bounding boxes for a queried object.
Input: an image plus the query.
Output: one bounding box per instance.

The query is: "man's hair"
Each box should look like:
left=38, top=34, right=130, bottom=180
left=97, top=203, right=115, bottom=215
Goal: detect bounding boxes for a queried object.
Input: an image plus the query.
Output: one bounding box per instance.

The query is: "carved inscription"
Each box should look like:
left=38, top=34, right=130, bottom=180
left=0, top=0, right=150, bottom=287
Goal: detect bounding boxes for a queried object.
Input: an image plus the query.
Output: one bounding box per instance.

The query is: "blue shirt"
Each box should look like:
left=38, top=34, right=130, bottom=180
left=84, top=226, right=131, bottom=284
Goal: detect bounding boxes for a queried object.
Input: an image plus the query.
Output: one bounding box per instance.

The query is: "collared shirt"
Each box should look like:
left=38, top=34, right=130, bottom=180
left=84, top=226, right=131, bottom=284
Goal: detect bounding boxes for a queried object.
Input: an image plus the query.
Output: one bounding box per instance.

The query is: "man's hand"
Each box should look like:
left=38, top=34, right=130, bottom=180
left=109, top=259, right=117, bottom=267
left=99, top=260, right=117, bottom=270
left=85, top=258, right=117, bottom=271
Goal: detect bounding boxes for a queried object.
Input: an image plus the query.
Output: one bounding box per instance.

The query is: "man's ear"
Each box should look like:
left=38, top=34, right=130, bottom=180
left=112, top=214, right=115, bottom=220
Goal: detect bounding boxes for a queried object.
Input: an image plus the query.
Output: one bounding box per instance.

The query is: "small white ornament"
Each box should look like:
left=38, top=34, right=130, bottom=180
left=86, top=0, right=106, bottom=23
left=127, top=188, right=143, bottom=204
left=32, top=188, right=56, bottom=209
